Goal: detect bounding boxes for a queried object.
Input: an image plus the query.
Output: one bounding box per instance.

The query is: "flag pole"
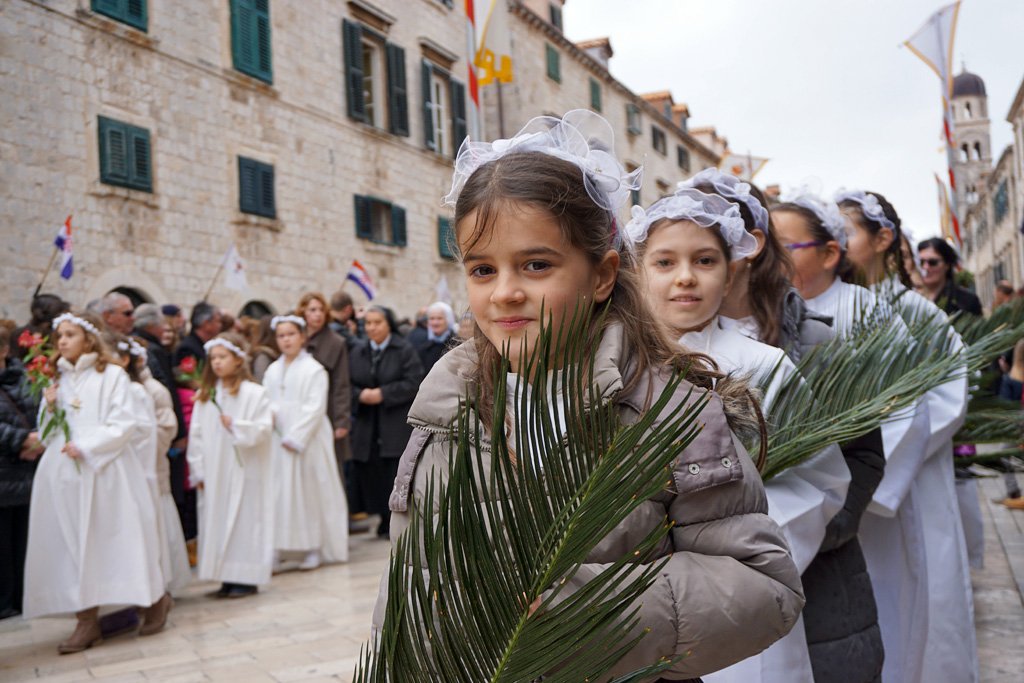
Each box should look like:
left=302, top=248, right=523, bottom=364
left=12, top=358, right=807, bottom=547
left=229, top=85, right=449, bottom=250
left=203, top=255, right=227, bottom=303
left=33, top=247, right=62, bottom=299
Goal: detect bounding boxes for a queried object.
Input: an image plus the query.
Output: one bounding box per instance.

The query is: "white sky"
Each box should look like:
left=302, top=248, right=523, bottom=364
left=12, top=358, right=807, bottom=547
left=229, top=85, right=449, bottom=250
left=563, top=0, right=1024, bottom=240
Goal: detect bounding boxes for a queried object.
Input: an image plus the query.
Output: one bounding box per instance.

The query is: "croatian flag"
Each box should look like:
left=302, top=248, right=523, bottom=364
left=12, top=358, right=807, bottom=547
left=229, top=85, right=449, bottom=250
left=346, top=260, right=377, bottom=300
left=54, top=215, right=73, bottom=279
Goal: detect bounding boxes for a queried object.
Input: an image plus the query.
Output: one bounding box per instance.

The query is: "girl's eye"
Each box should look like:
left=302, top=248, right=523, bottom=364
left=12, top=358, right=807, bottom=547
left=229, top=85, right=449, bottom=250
left=469, top=265, right=495, bottom=278
left=653, top=258, right=674, bottom=268
left=696, top=256, right=717, bottom=266
left=524, top=260, right=551, bottom=273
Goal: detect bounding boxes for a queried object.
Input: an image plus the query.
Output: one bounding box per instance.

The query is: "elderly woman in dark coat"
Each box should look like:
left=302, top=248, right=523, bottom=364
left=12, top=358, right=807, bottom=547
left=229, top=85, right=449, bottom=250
left=349, top=306, right=423, bottom=539
left=0, top=326, right=43, bottom=619
left=414, top=301, right=458, bottom=376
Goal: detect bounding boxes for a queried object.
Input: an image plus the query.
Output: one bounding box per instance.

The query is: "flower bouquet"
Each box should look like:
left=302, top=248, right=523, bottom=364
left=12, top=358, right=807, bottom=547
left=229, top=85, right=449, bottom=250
left=19, top=331, right=76, bottom=472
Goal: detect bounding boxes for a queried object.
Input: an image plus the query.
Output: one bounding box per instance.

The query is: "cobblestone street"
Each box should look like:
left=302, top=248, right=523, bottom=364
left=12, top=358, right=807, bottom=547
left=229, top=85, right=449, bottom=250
left=2, top=472, right=1023, bottom=682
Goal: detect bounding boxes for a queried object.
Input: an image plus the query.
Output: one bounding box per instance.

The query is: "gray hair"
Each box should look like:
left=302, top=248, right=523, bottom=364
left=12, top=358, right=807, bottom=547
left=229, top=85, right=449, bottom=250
left=426, top=301, right=457, bottom=333
left=134, top=303, right=164, bottom=330
left=96, top=292, right=131, bottom=315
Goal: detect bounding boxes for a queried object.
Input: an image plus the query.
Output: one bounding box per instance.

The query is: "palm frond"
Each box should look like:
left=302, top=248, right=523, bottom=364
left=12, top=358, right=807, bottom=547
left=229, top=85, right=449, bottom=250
left=355, top=305, right=709, bottom=682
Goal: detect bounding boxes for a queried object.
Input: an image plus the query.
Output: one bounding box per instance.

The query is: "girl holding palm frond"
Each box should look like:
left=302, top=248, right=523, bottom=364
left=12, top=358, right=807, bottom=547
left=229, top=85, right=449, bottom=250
left=630, top=184, right=852, bottom=683
left=839, top=190, right=977, bottom=683
left=367, top=111, right=804, bottom=682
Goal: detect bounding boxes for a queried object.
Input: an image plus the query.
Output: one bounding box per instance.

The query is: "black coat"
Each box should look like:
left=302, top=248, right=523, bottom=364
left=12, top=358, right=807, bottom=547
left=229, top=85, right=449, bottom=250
left=414, top=335, right=457, bottom=377
left=0, top=360, right=39, bottom=507
left=174, top=332, right=206, bottom=366
left=349, top=336, right=423, bottom=461
left=136, top=328, right=186, bottom=441
left=802, top=427, right=887, bottom=683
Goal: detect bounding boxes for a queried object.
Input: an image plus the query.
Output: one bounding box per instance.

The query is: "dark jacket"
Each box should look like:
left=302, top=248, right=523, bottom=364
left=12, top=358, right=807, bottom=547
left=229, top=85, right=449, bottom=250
left=174, top=331, right=206, bottom=366
left=779, top=288, right=833, bottom=365
left=934, top=279, right=983, bottom=316
left=0, top=360, right=39, bottom=507
left=414, top=334, right=457, bottom=377
left=307, top=326, right=352, bottom=461
left=349, top=335, right=423, bottom=461
left=802, top=428, right=887, bottom=683
left=136, top=328, right=186, bottom=441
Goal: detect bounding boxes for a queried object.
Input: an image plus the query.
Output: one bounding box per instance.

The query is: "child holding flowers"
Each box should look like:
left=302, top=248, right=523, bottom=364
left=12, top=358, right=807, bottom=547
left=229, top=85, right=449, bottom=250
left=22, top=313, right=164, bottom=654
left=187, top=333, right=273, bottom=598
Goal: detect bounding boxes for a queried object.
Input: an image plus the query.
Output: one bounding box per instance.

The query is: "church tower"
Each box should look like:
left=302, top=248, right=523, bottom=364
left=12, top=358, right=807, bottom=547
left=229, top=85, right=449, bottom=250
left=950, top=67, right=991, bottom=213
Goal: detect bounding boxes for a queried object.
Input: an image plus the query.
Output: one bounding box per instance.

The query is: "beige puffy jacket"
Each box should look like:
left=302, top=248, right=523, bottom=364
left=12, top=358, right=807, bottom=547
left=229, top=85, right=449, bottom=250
left=372, top=324, right=804, bottom=680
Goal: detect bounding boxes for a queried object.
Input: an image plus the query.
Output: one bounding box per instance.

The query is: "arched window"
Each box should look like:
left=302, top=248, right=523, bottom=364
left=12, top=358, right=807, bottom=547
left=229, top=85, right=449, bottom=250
left=961, top=144, right=970, bottom=162
left=974, top=142, right=983, bottom=160
left=240, top=300, right=275, bottom=319
left=965, top=101, right=972, bottom=117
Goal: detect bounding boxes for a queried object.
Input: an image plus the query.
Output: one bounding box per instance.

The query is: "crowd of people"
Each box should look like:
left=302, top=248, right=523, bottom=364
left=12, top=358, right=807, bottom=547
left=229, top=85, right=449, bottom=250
left=1, top=107, right=1023, bottom=682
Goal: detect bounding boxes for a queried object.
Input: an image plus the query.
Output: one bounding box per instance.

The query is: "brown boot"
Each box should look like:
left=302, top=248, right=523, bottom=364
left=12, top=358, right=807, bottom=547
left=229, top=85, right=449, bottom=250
left=58, top=607, right=102, bottom=654
left=186, top=539, right=198, bottom=567
left=139, top=593, right=173, bottom=636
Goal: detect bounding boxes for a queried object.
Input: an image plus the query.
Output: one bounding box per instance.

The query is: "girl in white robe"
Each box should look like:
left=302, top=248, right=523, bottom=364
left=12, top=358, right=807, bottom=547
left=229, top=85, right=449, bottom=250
left=187, top=333, right=274, bottom=598
left=837, top=189, right=976, bottom=683
left=23, top=313, right=164, bottom=654
left=629, top=187, right=850, bottom=683
left=264, top=316, right=349, bottom=570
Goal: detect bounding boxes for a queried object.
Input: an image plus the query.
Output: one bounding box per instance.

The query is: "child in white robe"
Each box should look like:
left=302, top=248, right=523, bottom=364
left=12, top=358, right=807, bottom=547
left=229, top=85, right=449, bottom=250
left=23, top=313, right=165, bottom=654
left=187, top=333, right=274, bottom=598
left=264, top=315, right=349, bottom=570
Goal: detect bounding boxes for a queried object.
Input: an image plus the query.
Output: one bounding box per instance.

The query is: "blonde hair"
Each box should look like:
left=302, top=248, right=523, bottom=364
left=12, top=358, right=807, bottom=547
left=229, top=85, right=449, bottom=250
left=196, top=332, right=253, bottom=402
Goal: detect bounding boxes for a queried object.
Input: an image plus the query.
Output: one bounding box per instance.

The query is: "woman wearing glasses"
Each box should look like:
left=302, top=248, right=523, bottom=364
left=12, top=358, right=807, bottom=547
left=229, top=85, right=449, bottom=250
left=916, top=237, right=982, bottom=315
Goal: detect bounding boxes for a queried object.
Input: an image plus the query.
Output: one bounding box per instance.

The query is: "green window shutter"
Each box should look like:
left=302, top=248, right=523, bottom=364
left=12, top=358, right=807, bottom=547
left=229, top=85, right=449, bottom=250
left=386, top=43, right=409, bottom=136
left=231, top=0, right=272, bottom=84
left=354, top=195, right=373, bottom=239
left=550, top=4, right=563, bottom=31
left=422, top=60, right=436, bottom=151
left=589, top=78, right=601, bottom=112
left=391, top=204, right=407, bottom=246
left=258, top=163, right=275, bottom=217
left=342, top=20, right=366, bottom=122
left=677, top=145, right=690, bottom=172
left=438, top=216, right=455, bottom=260
left=450, top=79, right=467, bottom=155
left=626, top=103, right=641, bottom=135
left=631, top=188, right=640, bottom=207
left=99, top=116, right=152, bottom=192
left=128, top=128, right=152, bottom=191
left=238, top=157, right=274, bottom=218
left=545, top=44, right=560, bottom=83
left=92, top=0, right=147, bottom=31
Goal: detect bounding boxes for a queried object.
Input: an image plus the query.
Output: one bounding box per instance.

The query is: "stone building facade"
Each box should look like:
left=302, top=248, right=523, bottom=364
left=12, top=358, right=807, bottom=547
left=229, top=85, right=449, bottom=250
left=1, top=0, right=724, bottom=321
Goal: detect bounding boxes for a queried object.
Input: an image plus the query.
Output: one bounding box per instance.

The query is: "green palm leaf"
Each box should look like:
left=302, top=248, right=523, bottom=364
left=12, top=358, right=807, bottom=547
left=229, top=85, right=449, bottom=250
left=355, top=307, right=710, bottom=682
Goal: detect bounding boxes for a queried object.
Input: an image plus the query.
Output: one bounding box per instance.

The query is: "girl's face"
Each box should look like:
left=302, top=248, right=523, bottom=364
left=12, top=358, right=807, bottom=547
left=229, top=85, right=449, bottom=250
left=918, top=247, right=949, bottom=288
left=641, top=221, right=733, bottom=336
left=275, top=322, right=306, bottom=358
left=772, top=209, right=840, bottom=300
left=364, top=311, right=391, bottom=345
left=209, top=346, right=243, bottom=379
left=304, top=299, right=326, bottom=334
left=427, top=310, right=449, bottom=336
left=55, top=322, right=87, bottom=363
left=843, top=212, right=893, bottom=279
left=459, top=203, right=618, bottom=370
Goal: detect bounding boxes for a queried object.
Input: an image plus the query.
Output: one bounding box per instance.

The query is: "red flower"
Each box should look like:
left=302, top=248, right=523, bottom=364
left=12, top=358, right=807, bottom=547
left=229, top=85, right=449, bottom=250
left=27, top=355, right=50, bottom=375
left=178, top=357, right=197, bottom=374
left=18, top=330, right=44, bottom=349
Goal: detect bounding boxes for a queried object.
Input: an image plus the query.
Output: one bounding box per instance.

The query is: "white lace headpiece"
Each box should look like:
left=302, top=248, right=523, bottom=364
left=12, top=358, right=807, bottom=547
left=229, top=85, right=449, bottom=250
left=204, top=338, right=249, bottom=360
left=779, top=186, right=848, bottom=248
left=624, top=187, right=758, bottom=260
left=443, top=109, right=642, bottom=218
left=678, top=168, right=770, bottom=233
left=271, top=315, right=306, bottom=331
left=834, top=189, right=896, bottom=232
left=52, top=313, right=101, bottom=337
left=117, top=339, right=148, bottom=361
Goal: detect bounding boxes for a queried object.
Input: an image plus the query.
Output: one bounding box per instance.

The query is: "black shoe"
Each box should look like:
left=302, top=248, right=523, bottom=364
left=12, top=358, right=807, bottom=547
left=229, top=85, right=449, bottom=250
left=225, top=584, right=258, bottom=599
left=206, top=583, right=232, bottom=599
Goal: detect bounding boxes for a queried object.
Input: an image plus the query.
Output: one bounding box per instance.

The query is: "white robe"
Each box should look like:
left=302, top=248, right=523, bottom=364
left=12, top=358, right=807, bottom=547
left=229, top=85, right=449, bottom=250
left=806, top=278, right=931, bottom=683
left=141, top=372, right=191, bottom=593
left=187, top=380, right=274, bottom=586
left=684, top=319, right=850, bottom=683
left=264, top=351, right=349, bottom=562
left=876, top=280, right=977, bottom=683
left=23, top=354, right=164, bottom=617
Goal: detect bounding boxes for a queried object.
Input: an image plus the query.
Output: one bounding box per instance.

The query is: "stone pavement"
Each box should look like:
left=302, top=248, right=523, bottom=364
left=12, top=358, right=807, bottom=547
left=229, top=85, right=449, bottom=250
left=2, top=482, right=1024, bottom=683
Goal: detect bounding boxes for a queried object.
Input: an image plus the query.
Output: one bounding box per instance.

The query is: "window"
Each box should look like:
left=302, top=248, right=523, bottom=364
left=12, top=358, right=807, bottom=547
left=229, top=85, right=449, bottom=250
left=354, top=195, right=406, bottom=246
left=342, top=20, right=409, bottom=135
left=652, top=126, right=667, bottom=155
left=98, top=116, right=152, bottom=192
left=965, top=101, right=972, bottom=117
left=545, top=44, right=561, bottom=83
left=231, top=0, right=272, bottom=84
left=438, top=216, right=456, bottom=260
left=549, top=3, right=563, bottom=31
left=421, top=60, right=467, bottom=156
left=994, top=180, right=1009, bottom=223
left=589, top=78, right=602, bottom=112
left=961, top=144, right=969, bottom=163
left=626, top=103, right=641, bottom=135
left=627, top=163, right=640, bottom=206
left=974, top=142, right=983, bottom=161
left=91, top=0, right=147, bottom=31
left=656, top=179, right=670, bottom=197
left=676, top=145, right=691, bottom=172
left=238, top=157, right=275, bottom=218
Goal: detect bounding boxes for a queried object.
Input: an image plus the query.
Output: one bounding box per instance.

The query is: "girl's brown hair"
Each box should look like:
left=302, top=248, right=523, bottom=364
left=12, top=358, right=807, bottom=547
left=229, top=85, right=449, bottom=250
left=296, top=292, right=329, bottom=320
left=454, top=151, right=762, bottom=447
left=696, top=183, right=794, bottom=346
left=196, top=332, right=253, bottom=402
left=771, top=203, right=856, bottom=282
left=837, top=192, right=913, bottom=288
left=104, top=331, right=144, bottom=383
left=49, top=312, right=113, bottom=374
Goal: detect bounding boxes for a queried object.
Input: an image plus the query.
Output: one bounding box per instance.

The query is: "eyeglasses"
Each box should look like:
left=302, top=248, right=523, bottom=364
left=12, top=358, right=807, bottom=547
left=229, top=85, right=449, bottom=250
left=920, top=258, right=944, bottom=267
left=119, top=308, right=135, bottom=317
left=783, top=240, right=824, bottom=251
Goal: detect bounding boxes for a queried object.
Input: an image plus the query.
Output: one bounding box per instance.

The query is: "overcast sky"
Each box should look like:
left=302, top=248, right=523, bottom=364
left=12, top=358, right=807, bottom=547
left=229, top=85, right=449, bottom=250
left=563, top=0, right=1024, bottom=240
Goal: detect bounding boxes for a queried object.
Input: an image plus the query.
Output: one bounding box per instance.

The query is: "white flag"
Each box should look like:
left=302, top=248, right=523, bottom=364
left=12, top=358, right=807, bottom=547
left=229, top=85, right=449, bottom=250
left=435, top=275, right=452, bottom=306
left=223, top=243, right=248, bottom=292
left=903, top=1, right=961, bottom=96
